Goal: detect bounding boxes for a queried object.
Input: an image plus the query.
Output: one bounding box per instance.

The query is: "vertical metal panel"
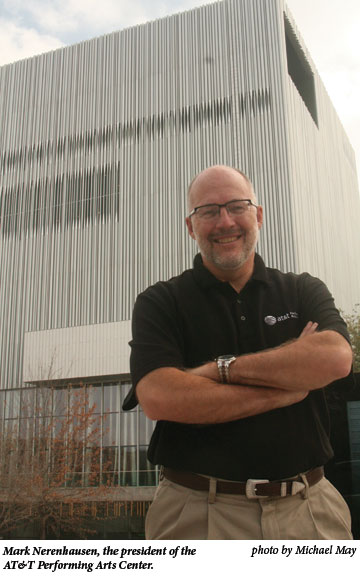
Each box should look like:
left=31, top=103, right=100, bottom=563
left=283, top=5, right=360, bottom=307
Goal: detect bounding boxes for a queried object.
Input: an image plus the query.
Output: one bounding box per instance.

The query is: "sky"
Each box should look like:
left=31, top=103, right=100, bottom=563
left=0, top=0, right=359, bottom=176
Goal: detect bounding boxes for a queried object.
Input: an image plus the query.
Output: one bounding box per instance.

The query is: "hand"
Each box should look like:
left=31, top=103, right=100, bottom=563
left=299, top=321, right=318, bottom=338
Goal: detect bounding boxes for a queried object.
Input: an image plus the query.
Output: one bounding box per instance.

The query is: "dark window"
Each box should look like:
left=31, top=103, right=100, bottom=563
left=284, top=15, right=318, bottom=126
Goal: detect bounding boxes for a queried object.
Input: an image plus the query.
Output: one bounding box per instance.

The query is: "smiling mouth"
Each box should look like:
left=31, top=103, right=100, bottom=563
left=214, top=235, right=242, bottom=244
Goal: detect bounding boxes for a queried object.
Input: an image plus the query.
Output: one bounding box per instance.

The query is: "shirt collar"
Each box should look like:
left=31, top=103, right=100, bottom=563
left=192, top=252, right=270, bottom=290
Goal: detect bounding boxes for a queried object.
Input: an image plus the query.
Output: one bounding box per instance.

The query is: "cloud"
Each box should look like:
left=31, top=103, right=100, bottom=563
left=0, top=18, right=63, bottom=66
left=0, top=0, right=201, bottom=65
left=2, top=0, right=170, bottom=42
left=1, top=0, right=213, bottom=46
left=1, top=0, right=144, bottom=47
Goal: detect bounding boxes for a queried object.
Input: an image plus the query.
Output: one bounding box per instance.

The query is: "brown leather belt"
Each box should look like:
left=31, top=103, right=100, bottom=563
left=162, top=466, right=324, bottom=498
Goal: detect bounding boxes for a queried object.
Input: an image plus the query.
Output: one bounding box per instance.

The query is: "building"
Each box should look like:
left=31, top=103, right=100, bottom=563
left=1, top=0, right=360, bottom=538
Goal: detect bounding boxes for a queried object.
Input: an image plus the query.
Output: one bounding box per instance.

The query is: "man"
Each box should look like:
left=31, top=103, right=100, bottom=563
left=123, top=165, right=353, bottom=540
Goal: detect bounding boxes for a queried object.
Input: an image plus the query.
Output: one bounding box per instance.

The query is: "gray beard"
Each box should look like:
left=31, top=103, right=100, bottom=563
left=208, top=231, right=258, bottom=271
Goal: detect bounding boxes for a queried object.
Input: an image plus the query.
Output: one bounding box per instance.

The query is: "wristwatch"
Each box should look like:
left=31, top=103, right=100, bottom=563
left=216, top=354, right=236, bottom=383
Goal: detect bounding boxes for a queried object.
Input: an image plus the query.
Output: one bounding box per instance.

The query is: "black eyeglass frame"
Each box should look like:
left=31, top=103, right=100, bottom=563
left=188, top=198, right=258, bottom=218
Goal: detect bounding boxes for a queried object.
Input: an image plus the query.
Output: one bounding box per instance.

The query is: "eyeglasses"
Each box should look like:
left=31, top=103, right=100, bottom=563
left=188, top=199, right=257, bottom=220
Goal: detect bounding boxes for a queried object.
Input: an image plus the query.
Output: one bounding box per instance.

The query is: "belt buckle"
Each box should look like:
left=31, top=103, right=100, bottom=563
left=246, top=478, right=269, bottom=499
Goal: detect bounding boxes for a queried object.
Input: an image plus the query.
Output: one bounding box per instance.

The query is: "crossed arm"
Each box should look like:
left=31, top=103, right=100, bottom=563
left=188, top=324, right=352, bottom=391
left=136, top=323, right=352, bottom=425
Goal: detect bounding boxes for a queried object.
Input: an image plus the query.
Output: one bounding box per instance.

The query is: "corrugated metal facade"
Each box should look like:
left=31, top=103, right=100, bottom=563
left=0, top=0, right=359, bottom=390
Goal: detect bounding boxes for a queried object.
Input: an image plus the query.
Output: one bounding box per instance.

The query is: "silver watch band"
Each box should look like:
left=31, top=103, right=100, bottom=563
left=217, top=359, right=227, bottom=383
left=216, top=356, right=236, bottom=383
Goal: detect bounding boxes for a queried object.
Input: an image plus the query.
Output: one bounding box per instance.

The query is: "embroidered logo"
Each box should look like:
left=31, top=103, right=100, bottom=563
left=264, top=312, right=299, bottom=325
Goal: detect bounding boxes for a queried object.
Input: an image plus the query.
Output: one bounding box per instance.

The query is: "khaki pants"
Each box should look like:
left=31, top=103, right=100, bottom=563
left=145, top=475, right=353, bottom=540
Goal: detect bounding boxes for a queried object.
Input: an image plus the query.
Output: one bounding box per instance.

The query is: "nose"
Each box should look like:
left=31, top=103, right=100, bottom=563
left=216, top=206, right=236, bottom=227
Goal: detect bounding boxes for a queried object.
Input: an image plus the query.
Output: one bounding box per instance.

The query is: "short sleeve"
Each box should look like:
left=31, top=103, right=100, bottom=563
left=122, top=283, right=185, bottom=410
left=297, top=273, right=351, bottom=344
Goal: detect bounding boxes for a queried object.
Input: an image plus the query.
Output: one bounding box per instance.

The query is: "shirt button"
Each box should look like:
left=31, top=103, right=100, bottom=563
left=240, top=316, right=246, bottom=321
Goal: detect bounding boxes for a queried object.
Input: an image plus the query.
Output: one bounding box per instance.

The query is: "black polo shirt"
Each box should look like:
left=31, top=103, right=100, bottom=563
left=124, top=253, right=350, bottom=480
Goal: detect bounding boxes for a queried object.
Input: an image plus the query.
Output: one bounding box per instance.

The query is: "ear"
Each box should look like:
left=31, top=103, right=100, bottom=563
left=256, top=205, right=263, bottom=230
left=185, top=216, right=196, bottom=240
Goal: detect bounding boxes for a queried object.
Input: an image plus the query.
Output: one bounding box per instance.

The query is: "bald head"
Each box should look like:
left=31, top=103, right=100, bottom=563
left=187, top=165, right=256, bottom=213
left=185, top=164, right=263, bottom=281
